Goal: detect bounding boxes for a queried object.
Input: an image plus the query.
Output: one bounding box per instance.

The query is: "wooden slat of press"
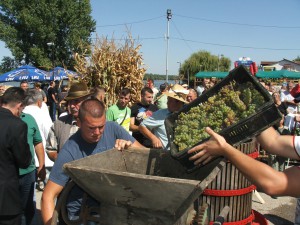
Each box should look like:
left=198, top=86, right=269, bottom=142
left=215, top=163, right=222, bottom=219
left=221, top=160, right=227, bottom=222
left=226, top=163, right=235, bottom=222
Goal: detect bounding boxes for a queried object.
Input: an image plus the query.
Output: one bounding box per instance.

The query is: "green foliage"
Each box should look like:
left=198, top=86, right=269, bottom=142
left=0, top=56, right=20, bottom=73
left=144, top=73, right=178, bottom=81
left=180, top=50, right=231, bottom=81
left=0, top=0, right=96, bottom=70
left=294, top=56, right=300, bottom=61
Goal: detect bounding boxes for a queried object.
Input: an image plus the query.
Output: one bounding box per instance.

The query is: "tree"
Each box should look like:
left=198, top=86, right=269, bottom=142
left=0, top=0, right=96, bottom=70
left=144, top=73, right=178, bottom=81
left=180, top=50, right=231, bottom=81
left=294, top=56, right=300, bottom=61
left=0, top=56, right=20, bottom=73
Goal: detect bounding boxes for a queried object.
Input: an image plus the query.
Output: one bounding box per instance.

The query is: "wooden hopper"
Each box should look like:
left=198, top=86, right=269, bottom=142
left=63, top=147, right=225, bottom=225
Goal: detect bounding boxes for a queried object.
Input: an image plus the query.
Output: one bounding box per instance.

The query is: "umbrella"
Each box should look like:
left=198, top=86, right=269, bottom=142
left=0, top=65, right=48, bottom=82
left=47, top=67, right=79, bottom=81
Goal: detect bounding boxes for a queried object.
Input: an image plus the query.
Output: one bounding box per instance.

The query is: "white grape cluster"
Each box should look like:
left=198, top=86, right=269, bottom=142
left=174, top=81, right=264, bottom=151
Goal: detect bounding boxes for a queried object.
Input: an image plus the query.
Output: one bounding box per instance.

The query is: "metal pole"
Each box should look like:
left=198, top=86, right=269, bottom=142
left=177, top=61, right=181, bottom=83
left=218, top=54, right=223, bottom=71
left=47, top=42, right=55, bottom=80
left=166, top=9, right=172, bottom=83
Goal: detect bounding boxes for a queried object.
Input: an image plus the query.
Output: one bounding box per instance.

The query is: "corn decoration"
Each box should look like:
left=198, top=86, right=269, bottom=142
left=73, top=34, right=146, bottom=108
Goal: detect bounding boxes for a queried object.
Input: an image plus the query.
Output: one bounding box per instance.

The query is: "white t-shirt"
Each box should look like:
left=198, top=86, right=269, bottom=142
left=280, top=90, right=297, bottom=113
left=23, top=105, right=54, bottom=167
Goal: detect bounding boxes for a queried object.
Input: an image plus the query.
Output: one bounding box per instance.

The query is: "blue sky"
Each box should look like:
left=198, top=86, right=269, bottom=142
left=1, top=0, right=299, bottom=75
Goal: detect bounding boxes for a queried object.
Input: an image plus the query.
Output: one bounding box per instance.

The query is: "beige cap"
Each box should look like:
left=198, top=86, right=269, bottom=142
left=165, top=84, right=189, bottom=103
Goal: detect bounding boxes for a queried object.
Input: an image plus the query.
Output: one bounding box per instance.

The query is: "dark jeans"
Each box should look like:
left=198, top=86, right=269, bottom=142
left=49, top=102, right=56, bottom=121
left=0, top=214, right=21, bottom=225
left=19, top=170, right=36, bottom=225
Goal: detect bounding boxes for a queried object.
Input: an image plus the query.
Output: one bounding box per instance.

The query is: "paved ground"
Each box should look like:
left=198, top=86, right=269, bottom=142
left=252, top=191, right=296, bottom=225
left=33, top=189, right=297, bottom=225
left=32, top=190, right=43, bottom=225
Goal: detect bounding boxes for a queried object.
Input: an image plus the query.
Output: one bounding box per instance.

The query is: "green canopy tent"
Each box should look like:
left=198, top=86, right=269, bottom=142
left=255, top=71, right=282, bottom=79
left=255, top=70, right=300, bottom=79
left=194, top=71, right=228, bottom=79
left=195, top=70, right=300, bottom=79
left=282, top=70, right=300, bottom=79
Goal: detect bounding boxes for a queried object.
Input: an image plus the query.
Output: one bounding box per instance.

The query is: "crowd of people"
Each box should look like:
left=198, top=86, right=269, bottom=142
left=0, top=76, right=299, bottom=225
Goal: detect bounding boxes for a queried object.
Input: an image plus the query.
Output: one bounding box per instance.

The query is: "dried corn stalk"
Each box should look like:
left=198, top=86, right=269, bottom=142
left=73, top=33, right=146, bottom=107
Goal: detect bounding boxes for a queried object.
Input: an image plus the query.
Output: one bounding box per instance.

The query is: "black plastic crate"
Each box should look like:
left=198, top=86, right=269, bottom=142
left=165, top=65, right=281, bottom=172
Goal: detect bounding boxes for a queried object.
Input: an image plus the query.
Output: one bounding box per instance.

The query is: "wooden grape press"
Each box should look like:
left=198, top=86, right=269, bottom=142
left=53, top=147, right=229, bottom=225
left=53, top=142, right=268, bottom=225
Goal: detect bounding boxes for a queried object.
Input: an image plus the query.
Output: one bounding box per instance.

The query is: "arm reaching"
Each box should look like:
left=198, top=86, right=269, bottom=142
left=139, top=125, right=162, bottom=149
left=257, top=127, right=300, bottom=159
left=188, top=127, right=300, bottom=197
left=115, top=139, right=143, bottom=150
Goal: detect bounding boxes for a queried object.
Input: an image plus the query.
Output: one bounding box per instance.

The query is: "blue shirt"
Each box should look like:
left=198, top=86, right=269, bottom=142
left=140, top=108, right=171, bottom=150
left=50, top=121, right=135, bottom=216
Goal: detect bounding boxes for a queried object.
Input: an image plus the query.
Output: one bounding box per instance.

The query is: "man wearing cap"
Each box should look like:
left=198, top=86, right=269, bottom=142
left=139, top=84, right=188, bottom=150
left=46, top=82, right=91, bottom=161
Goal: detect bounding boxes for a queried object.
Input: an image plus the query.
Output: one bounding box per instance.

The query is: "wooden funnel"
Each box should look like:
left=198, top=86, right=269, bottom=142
left=63, top=148, right=225, bottom=225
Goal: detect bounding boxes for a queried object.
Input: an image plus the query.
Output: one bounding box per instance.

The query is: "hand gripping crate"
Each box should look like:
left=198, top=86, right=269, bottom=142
left=165, top=65, right=282, bottom=172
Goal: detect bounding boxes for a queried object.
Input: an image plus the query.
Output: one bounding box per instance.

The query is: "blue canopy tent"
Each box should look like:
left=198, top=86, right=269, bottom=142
left=0, top=65, right=48, bottom=82
left=47, top=67, right=79, bottom=81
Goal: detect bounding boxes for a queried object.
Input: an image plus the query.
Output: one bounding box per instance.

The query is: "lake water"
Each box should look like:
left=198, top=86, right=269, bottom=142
left=152, top=80, right=177, bottom=88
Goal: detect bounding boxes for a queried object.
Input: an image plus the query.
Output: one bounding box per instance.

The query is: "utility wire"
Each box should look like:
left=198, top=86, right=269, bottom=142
left=95, top=15, right=164, bottom=27
left=94, top=13, right=299, bottom=29
left=91, top=35, right=298, bottom=51
left=174, top=14, right=300, bottom=29
left=171, top=20, right=194, bottom=53
left=90, top=37, right=164, bottom=41
left=90, top=13, right=298, bottom=51
left=171, top=37, right=300, bottom=51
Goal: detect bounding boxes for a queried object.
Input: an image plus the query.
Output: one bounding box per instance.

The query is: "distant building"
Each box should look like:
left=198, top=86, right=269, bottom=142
left=260, top=59, right=300, bottom=72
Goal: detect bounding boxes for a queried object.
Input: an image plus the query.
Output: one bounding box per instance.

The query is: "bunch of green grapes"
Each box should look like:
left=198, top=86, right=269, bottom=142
left=174, top=81, right=265, bottom=151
